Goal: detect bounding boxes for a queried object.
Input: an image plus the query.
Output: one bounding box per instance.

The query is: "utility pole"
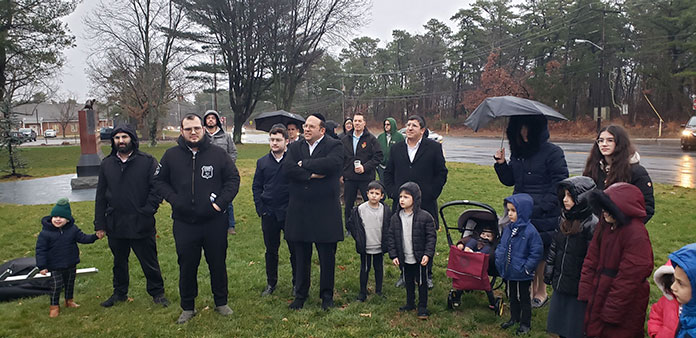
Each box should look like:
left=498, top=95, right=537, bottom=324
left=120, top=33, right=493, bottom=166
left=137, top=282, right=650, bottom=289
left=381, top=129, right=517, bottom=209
left=592, top=6, right=620, bottom=133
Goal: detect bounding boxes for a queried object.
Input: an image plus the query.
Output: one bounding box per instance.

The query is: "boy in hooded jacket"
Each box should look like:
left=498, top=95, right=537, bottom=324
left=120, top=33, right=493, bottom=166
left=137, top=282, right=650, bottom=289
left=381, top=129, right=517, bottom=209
left=36, top=198, right=102, bottom=317
left=578, top=182, right=653, bottom=337
left=345, top=180, right=391, bottom=302
left=669, top=243, right=696, bottom=338
left=495, top=193, right=544, bottom=335
left=387, top=182, right=436, bottom=319
left=544, top=176, right=598, bottom=338
left=647, top=259, right=680, bottom=338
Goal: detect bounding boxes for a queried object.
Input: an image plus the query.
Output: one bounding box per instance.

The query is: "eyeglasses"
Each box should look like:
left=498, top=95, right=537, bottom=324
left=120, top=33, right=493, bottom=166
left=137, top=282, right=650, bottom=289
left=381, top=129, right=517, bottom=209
left=183, top=126, right=203, bottom=133
left=596, top=138, right=615, bottom=144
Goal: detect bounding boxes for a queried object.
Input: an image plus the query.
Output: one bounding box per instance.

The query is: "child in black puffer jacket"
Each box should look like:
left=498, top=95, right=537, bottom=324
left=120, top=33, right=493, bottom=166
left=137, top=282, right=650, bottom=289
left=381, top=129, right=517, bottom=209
left=36, top=198, right=102, bottom=317
left=544, top=176, right=598, bottom=338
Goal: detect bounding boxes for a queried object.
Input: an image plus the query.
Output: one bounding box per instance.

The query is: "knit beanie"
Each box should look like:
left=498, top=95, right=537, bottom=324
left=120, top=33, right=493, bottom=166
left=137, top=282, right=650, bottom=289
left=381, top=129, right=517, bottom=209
left=51, top=198, right=73, bottom=221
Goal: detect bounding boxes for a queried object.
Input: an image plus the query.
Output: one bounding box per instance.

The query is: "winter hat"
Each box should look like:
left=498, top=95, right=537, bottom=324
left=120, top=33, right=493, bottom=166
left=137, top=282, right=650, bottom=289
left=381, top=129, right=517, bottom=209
left=653, top=260, right=675, bottom=300
left=51, top=198, right=73, bottom=221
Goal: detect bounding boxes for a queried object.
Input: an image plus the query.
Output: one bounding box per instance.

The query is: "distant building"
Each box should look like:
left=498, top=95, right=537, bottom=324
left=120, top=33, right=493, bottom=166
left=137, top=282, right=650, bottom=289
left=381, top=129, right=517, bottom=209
left=12, top=103, right=110, bottom=137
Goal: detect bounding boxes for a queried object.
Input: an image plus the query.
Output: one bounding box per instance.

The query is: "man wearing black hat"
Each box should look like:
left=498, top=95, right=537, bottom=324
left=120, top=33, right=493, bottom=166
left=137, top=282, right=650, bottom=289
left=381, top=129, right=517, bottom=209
left=154, top=113, right=240, bottom=324
left=94, top=125, right=169, bottom=308
left=283, top=113, right=344, bottom=310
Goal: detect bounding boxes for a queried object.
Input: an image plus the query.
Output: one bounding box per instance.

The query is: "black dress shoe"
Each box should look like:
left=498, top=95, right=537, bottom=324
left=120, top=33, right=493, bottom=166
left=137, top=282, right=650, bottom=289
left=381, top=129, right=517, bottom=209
left=261, top=285, right=275, bottom=296
left=399, top=304, right=415, bottom=312
left=355, top=293, right=367, bottom=302
left=101, top=294, right=127, bottom=307
left=289, top=298, right=305, bottom=310
left=321, top=298, right=334, bottom=311
left=500, top=319, right=517, bottom=329
left=417, top=308, right=430, bottom=319
left=516, top=325, right=531, bottom=335
left=153, top=294, right=170, bottom=307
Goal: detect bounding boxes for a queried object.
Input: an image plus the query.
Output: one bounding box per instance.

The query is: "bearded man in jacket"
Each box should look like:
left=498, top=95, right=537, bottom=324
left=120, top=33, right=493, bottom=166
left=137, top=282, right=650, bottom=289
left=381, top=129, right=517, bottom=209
left=94, top=125, right=169, bottom=308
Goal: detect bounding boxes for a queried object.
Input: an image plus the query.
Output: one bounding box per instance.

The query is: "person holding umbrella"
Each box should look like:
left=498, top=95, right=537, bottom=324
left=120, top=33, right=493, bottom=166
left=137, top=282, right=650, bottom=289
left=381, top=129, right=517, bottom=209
left=494, top=115, right=568, bottom=308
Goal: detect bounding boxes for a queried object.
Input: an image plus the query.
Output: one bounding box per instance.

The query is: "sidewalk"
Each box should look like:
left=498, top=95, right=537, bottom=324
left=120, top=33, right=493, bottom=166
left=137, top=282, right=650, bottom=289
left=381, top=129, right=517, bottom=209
left=0, top=174, right=95, bottom=205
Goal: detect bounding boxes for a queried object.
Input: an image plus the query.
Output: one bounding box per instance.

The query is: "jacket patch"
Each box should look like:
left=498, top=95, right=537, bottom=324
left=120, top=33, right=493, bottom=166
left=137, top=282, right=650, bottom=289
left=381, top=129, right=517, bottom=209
left=154, top=163, right=161, bottom=176
left=201, top=165, right=214, bottom=179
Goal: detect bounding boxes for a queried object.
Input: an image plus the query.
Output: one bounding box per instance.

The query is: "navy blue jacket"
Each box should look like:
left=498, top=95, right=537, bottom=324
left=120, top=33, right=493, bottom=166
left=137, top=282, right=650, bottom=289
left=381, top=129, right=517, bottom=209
left=495, top=194, right=544, bottom=281
left=252, top=151, right=289, bottom=222
left=494, top=117, right=568, bottom=245
left=35, top=216, right=98, bottom=270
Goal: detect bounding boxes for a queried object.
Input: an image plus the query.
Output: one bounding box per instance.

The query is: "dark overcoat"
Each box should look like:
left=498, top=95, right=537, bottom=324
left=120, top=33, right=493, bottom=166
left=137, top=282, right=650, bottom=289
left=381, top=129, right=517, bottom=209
left=283, top=136, right=344, bottom=243
left=383, top=138, right=447, bottom=207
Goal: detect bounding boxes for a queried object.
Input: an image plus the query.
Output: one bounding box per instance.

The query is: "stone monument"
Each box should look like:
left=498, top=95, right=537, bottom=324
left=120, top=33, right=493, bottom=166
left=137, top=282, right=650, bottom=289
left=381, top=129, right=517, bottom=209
left=71, top=100, right=103, bottom=189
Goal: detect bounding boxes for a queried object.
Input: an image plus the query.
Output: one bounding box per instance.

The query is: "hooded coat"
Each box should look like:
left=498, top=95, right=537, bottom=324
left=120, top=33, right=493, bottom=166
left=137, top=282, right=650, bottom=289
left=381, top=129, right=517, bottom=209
left=94, top=125, right=163, bottom=238
left=377, top=117, right=405, bottom=167
left=647, top=260, right=680, bottom=338
left=494, top=193, right=544, bottom=281
left=154, top=133, right=240, bottom=224
left=386, top=182, right=437, bottom=266
left=544, top=176, right=598, bottom=296
left=670, top=243, right=696, bottom=338
left=36, top=216, right=98, bottom=270
left=203, top=110, right=237, bottom=163
left=494, top=115, right=569, bottom=246
left=578, top=182, right=654, bottom=338
left=341, top=128, right=383, bottom=181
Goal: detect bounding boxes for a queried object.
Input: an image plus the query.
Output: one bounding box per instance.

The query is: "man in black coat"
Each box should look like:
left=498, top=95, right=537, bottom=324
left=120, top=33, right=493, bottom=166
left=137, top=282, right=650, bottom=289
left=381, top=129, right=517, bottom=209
left=94, top=125, right=168, bottom=308
left=384, top=115, right=448, bottom=287
left=283, top=113, right=344, bottom=310
left=154, top=114, right=240, bottom=324
left=341, top=112, right=383, bottom=224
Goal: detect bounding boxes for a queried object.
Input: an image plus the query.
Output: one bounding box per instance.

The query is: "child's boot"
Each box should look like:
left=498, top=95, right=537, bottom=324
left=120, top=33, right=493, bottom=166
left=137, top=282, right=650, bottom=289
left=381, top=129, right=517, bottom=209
left=49, top=305, right=60, bottom=318
left=65, top=299, right=80, bottom=308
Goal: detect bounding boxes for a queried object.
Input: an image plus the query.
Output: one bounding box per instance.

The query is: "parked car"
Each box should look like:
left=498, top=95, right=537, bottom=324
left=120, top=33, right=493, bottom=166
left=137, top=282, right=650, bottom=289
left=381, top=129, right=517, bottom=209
left=44, top=129, right=57, bottom=138
left=8, top=131, right=25, bottom=144
left=682, top=115, right=696, bottom=151
left=398, top=127, right=444, bottom=143
left=100, top=127, right=114, bottom=140
left=18, top=128, right=36, bottom=142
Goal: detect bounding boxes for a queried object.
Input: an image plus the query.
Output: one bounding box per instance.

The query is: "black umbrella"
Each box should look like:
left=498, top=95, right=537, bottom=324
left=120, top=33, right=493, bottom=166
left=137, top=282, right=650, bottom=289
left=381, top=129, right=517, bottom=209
left=464, top=96, right=567, bottom=132
left=253, top=110, right=306, bottom=132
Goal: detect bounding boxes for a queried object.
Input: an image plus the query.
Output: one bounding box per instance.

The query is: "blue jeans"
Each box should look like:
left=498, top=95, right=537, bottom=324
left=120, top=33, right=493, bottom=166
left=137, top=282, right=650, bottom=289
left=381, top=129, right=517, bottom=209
left=227, top=203, right=236, bottom=229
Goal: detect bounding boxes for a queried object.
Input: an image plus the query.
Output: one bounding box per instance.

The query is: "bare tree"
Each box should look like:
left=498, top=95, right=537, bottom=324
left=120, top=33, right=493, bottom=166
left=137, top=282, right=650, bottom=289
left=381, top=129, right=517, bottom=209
left=85, top=0, right=192, bottom=146
left=56, top=98, right=77, bottom=138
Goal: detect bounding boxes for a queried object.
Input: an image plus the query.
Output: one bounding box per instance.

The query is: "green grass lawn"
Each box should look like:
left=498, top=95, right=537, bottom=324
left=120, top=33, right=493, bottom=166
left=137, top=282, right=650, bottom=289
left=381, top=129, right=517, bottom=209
left=0, top=144, right=695, bottom=337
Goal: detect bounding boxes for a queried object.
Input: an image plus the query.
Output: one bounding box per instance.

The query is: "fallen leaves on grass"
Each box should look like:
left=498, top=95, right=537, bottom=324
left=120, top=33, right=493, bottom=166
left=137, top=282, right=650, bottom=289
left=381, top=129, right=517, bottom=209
left=359, top=313, right=372, bottom=317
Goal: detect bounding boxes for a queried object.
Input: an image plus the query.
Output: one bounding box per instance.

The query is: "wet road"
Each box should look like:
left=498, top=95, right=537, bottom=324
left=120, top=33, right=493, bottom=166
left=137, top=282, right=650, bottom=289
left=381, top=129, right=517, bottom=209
left=442, top=136, right=696, bottom=188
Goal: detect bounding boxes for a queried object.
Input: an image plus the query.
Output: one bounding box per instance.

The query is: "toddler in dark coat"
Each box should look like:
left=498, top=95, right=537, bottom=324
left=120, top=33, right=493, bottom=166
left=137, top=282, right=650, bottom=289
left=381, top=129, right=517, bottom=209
left=36, top=198, right=102, bottom=317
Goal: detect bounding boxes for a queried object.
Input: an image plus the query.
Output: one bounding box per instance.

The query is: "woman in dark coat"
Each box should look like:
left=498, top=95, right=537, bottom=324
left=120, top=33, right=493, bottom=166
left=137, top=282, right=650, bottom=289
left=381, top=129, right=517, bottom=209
left=494, top=115, right=569, bottom=306
left=583, top=125, right=654, bottom=222
left=578, top=182, right=653, bottom=337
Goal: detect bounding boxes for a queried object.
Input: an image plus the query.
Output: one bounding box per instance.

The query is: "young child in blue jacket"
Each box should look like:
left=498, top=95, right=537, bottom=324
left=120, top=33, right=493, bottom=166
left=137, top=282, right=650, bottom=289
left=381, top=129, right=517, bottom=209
left=35, top=198, right=102, bottom=317
left=669, top=243, right=696, bottom=338
left=495, top=193, right=543, bottom=335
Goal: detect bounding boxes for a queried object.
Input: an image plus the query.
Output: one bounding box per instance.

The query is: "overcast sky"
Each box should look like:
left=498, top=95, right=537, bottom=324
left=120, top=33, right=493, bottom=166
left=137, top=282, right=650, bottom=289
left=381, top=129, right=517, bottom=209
left=59, top=0, right=471, bottom=102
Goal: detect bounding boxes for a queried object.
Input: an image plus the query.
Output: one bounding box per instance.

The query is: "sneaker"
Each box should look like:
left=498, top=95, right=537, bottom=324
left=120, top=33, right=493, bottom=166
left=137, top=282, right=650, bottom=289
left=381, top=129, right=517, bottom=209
left=531, top=296, right=549, bottom=308
left=100, top=294, right=127, bottom=308
left=501, top=319, right=517, bottom=329
left=261, top=285, right=275, bottom=297
left=153, top=294, right=170, bottom=307
left=176, top=310, right=196, bottom=324
left=215, top=304, right=234, bottom=316
left=228, top=228, right=237, bottom=235
left=427, top=278, right=434, bottom=289
left=398, top=304, right=415, bottom=312
left=516, top=325, right=531, bottom=335
left=417, top=308, right=430, bottom=320
left=395, top=275, right=405, bottom=288
left=355, top=293, right=367, bottom=302
left=289, top=298, right=305, bottom=310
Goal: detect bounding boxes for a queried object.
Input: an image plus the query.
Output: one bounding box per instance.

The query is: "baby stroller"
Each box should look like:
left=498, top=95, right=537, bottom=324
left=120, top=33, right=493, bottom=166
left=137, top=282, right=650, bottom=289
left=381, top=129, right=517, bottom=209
left=440, top=200, right=504, bottom=316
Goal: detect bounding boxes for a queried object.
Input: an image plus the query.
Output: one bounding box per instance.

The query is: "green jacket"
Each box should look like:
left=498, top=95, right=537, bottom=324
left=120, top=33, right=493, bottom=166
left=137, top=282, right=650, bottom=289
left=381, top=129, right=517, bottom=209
left=376, top=117, right=404, bottom=166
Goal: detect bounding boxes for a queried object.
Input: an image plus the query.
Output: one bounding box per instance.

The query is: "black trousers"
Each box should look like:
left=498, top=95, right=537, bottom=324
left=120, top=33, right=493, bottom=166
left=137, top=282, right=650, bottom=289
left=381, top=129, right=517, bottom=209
left=294, top=241, right=337, bottom=301
left=507, top=280, right=532, bottom=326
left=344, top=180, right=369, bottom=223
left=107, top=235, right=165, bottom=298
left=403, top=263, right=428, bottom=309
left=49, top=266, right=76, bottom=305
left=173, top=217, right=228, bottom=310
left=359, top=253, right=384, bottom=295
left=262, top=214, right=296, bottom=288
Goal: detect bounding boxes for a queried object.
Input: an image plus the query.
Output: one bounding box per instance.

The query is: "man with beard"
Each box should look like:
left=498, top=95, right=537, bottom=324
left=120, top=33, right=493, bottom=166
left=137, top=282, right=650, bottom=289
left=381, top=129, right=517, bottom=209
left=203, top=110, right=238, bottom=235
left=154, top=113, right=240, bottom=324
left=94, top=125, right=169, bottom=308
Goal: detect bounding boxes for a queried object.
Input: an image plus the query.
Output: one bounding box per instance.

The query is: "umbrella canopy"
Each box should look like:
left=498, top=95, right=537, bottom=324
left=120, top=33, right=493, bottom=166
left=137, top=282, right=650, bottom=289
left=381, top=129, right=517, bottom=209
left=253, top=110, right=306, bottom=132
left=464, top=96, right=567, bottom=132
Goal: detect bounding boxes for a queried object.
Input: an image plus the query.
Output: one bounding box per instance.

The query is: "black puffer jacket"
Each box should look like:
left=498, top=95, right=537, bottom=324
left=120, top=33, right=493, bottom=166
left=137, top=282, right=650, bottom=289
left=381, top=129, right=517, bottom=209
left=36, top=216, right=98, bottom=270
left=593, top=155, right=654, bottom=223
left=386, top=182, right=437, bottom=265
left=544, top=176, right=598, bottom=296
left=94, top=125, right=163, bottom=238
left=346, top=202, right=391, bottom=254
left=154, top=134, right=240, bottom=224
